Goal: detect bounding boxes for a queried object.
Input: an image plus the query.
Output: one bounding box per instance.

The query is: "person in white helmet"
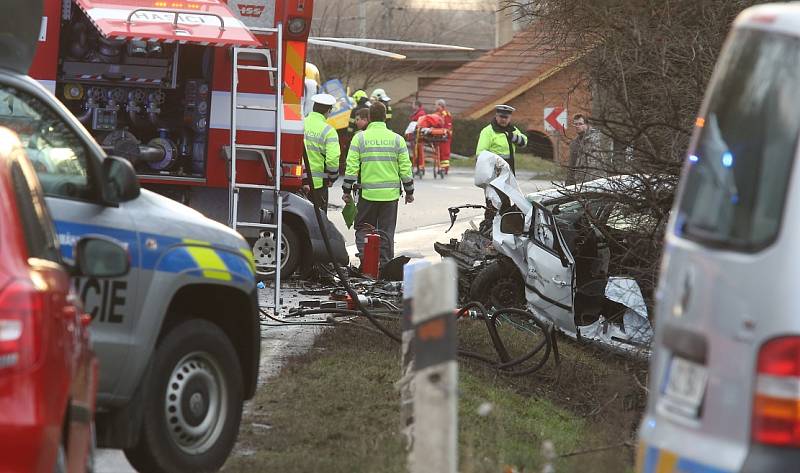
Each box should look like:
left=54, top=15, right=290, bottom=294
left=303, top=93, right=340, bottom=212
left=371, top=88, right=393, bottom=124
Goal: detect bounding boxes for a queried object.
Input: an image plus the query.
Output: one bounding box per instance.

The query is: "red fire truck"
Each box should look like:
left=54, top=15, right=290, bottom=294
left=29, top=0, right=348, bottom=281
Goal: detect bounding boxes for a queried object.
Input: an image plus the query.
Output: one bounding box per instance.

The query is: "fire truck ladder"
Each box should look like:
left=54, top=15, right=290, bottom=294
left=229, top=24, right=284, bottom=315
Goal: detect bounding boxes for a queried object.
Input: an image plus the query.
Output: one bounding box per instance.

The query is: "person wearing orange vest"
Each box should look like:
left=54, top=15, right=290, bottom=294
left=409, top=99, right=426, bottom=122
left=435, top=99, right=453, bottom=175
left=414, top=113, right=445, bottom=177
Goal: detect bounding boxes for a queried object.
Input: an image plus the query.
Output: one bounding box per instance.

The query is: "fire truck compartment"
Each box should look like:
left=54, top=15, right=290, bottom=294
left=56, top=3, right=227, bottom=180
left=72, top=0, right=260, bottom=47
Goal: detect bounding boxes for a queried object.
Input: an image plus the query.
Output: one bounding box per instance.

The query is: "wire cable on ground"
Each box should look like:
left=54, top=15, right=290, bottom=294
left=456, top=303, right=552, bottom=376
left=301, top=149, right=401, bottom=342
left=294, top=149, right=552, bottom=374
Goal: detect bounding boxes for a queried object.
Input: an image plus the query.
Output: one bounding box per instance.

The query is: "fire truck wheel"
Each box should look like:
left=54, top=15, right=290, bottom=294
left=247, top=224, right=301, bottom=280
left=123, top=320, right=243, bottom=473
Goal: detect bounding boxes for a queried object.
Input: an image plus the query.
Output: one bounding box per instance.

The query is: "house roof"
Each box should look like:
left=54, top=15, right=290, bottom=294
left=408, top=29, right=582, bottom=119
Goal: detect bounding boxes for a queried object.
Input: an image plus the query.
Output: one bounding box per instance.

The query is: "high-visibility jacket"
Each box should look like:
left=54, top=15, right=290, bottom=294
left=343, top=122, right=413, bottom=201
left=385, top=103, right=393, bottom=123
left=475, top=123, right=527, bottom=164
left=304, top=111, right=340, bottom=189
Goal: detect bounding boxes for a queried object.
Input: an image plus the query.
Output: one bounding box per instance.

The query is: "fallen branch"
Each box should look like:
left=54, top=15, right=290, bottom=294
left=585, top=392, right=618, bottom=418
left=558, top=441, right=633, bottom=458
left=634, top=372, right=649, bottom=394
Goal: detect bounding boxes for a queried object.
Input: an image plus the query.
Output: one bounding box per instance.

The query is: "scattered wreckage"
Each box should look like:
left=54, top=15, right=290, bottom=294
left=435, top=152, right=656, bottom=356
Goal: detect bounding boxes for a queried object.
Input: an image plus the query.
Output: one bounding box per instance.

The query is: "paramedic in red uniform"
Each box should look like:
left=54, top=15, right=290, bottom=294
left=435, top=99, right=453, bottom=174
left=414, top=113, right=445, bottom=175
left=409, top=100, right=426, bottom=122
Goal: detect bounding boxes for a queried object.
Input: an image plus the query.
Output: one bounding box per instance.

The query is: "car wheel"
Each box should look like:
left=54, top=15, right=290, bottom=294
left=470, top=260, right=526, bottom=309
left=247, top=224, right=301, bottom=280
left=53, top=444, right=66, bottom=473
left=123, top=320, right=243, bottom=473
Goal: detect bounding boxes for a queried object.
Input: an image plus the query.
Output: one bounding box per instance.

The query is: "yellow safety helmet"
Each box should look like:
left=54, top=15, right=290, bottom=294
left=352, top=89, right=367, bottom=101
left=305, top=63, right=321, bottom=84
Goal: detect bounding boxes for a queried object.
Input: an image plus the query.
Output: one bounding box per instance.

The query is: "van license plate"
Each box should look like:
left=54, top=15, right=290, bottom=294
left=663, top=357, right=708, bottom=414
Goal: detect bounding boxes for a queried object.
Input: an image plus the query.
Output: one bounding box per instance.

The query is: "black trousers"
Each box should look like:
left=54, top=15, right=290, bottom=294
left=354, top=198, right=398, bottom=266
left=310, top=186, right=329, bottom=213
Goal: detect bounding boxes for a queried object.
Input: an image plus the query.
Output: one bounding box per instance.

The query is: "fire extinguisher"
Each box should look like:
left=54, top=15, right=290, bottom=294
left=362, top=231, right=381, bottom=279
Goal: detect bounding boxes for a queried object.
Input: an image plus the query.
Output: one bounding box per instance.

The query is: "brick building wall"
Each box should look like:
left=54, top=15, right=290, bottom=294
left=474, top=63, right=590, bottom=164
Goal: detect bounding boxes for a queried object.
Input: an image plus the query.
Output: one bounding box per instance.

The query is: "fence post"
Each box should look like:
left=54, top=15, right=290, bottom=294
left=408, top=259, right=458, bottom=473
left=400, top=260, right=430, bottom=447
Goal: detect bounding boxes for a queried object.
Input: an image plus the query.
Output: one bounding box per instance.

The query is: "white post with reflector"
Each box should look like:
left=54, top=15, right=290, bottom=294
left=408, top=259, right=457, bottom=473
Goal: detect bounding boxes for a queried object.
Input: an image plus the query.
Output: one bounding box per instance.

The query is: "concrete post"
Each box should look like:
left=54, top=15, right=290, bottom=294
left=400, top=260, right=430, bottom=447
left=408, top=259, right=458, bottom=473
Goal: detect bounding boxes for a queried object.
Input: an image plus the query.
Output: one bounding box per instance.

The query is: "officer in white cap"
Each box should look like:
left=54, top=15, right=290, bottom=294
left=475, top=104, right=527, bottom=174
left=475, top=104, right=528, bottom=232
left=303, top=93, right=340, bottom=212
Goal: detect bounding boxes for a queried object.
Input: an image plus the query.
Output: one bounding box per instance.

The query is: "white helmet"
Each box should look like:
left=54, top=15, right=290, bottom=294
left=371, top=88, right=390, bottom=102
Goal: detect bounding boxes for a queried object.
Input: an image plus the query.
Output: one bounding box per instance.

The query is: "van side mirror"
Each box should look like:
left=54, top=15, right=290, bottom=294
left=103, top=156, right=140, bottom=203
left=73, top=236, right=130, bottom=278
left=499, top=211, right=525, bottom=235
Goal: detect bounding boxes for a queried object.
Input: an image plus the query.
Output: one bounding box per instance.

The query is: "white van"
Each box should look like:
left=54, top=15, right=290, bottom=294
left=637, top=4, right=800, bottom=472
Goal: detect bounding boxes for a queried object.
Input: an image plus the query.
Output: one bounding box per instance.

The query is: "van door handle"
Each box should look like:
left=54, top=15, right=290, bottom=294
left=551, top=276, right=568, bottom=287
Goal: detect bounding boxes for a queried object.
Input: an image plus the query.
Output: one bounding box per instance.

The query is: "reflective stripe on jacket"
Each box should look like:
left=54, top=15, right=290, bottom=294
left=304, top=111, right=340, bottom=189
left=475, top=124, right=527, bottom=161
left=343, top=122, right=413, bottom=201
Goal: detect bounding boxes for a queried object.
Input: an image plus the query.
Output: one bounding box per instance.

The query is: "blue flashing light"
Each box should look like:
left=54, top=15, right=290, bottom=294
left=688, top=154, right=699, bottom=163
left=722, top=151, right=733, bottom=168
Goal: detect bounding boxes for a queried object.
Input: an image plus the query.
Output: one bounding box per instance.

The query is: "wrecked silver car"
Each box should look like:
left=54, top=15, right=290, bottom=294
left=435, top=152, right=655, bottom=355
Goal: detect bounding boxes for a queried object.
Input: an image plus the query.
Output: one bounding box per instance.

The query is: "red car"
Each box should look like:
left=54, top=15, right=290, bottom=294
left=0, top=125, right=129, bottom=472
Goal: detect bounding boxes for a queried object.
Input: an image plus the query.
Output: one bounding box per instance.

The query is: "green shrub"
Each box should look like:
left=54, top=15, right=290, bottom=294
left=451, top=118, right=487, bottom=157
left=388, top=104, right=413, bottom=135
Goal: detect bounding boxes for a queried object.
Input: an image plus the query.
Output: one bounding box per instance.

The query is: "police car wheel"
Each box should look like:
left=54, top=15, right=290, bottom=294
left=124, top=320, right=243, bottom=473
left=248, top=224, right=301, bottom=280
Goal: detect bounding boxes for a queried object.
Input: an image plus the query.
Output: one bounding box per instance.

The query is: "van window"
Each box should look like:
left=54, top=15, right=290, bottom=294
left=676, top=28, right=800, bottom=251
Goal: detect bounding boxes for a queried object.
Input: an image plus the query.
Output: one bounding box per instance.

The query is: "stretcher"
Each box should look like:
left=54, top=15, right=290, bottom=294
left=407, top=117, right=449, bottom=179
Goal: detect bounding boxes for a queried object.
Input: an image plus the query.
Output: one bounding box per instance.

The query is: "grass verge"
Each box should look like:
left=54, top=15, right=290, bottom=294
left=225, top=318, right=645, bottom=472
left=449, top=153, right=566, bottom=179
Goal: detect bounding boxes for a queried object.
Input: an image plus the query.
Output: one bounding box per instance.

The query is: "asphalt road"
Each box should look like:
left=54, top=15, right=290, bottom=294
left=95, top=170, right=556, bottom=472
left=328, top=169, right=554, bottom=261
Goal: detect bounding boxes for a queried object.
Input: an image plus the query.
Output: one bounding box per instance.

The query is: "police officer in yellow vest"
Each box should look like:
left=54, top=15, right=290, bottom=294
left=303, top=93, right=340, bottom=212
left=475, top=104, right=528, bottom=174
left=342, top=101, right=414, bottom=266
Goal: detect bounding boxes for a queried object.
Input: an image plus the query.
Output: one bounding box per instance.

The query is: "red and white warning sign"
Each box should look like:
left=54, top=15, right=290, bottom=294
left=544, top=107, right=567, bottom=134
left=74, top=0, right=261, bottom=47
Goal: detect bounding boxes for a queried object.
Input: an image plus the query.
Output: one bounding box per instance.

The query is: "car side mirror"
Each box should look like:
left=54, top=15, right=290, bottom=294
left=499, top=211, right=525, bottom=235
left=552, top=205, right=561, bottom=215
left=103, top=155, right=140, bottom=203
left=73, top=236, right=130, bottom=278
